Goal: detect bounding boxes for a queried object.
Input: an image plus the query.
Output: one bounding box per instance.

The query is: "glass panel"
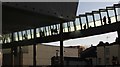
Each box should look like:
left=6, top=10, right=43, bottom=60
left=50, top=25, right=57, bottom=35
left=31, top=29, right=34, bottom=39
left=3, top=34, right=11, bottom=43
left=40, top=27, right=45, bottom=37
left=87, top=15, right=94, bottom=27
left=81, top=17, right=88, bottom=29
left=36, top=28, right=40, bottom=37
left=7, top=34, right=11, bottom=43
left=108, top=10, right=116, bottom=23
left=43, top=27, right=47, bottom=36
left=50, top=25, right=54, bottom=35
left=48, top=26, right=52, bottom=36
left=14, top=32, right=18, bottom=41
left=27, top=30, right=32, bottom=39
left=45, top=26, right=50, bottom=36
left=116, top=8, right=120, bottom=21
left=70, top=21, right=74, bottom=31
left=0, top=34, right=2, bottom=44
left=63, top=23, right=68, bottom=32
left=57, top=24, right=60, bottom=34
left=19, top=32, right=22, bottom=40
left=53, top=25, right=58, bottom=35
left=94, top=14, right=101, bottom=27
left=22, top=31, right=27, bottom=40
left=100, top=12, right=108, bottom=25
left=75, top=18, right=81, bottom=30
left=67, top=22, right=70, bottom=32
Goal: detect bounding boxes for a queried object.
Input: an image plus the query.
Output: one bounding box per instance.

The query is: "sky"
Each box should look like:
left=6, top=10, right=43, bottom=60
left=43, top=1, right=119, bottom=48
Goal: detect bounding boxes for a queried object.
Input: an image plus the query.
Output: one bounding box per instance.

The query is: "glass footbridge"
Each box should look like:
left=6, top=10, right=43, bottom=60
left=1, top=3, right=120, bottom=48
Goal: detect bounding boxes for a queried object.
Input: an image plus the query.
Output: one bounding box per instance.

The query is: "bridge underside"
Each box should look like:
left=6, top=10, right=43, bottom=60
left=2, top=2, right=78, bottom=34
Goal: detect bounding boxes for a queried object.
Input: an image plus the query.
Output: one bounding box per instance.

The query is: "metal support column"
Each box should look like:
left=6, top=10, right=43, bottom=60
left=60, top=22, right=64, bottom=66
left=17, top=32, right=22, bottom=66
left=11, top=33, right=14, bottom=66
left=33, top=28, right=36, bottom=67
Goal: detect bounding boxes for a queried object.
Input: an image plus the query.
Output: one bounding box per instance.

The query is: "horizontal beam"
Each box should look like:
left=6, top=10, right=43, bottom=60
left=2, top=21, right=120, bottom=49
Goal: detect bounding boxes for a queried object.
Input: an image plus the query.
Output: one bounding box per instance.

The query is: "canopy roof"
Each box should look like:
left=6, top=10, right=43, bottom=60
left=2, top=2, right=78, bottom=34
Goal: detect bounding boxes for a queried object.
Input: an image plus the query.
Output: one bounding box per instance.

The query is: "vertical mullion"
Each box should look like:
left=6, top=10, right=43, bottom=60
left=21, top=31, right=24, bottom=40
left=92, top=13, right=96, bottom=27
left=50, top=25, right=53, bottom=35
left=48, top=26, right=51, bottom=36
left=25, top=30, right=28, bottom=39
left=99, top=11, right=103, bottom=25
left=73, top=21, right=76, bottom=31
left=106, top=9, right=110, bottom=19
left=45, top=26, right=48, bottom=36
left=30, top=29, right=33, bottom=39
left=63, top=23, right=65, bottom=32
left=58, top=24, right=60, bottom=34
left=114, top=6, right=118, bottom=22
left=86, top=15, right=89, bottom=28
left=79, top=16, right=82, bottom=30
left=17, top=32, right=20, bottom=41
left=39, top=28, right=41, bottom=37
left=55, top=24, right=58, bottom=34
left=67, top=22, right=70, bottom=32
left=44, top=27, right=47, bottom=36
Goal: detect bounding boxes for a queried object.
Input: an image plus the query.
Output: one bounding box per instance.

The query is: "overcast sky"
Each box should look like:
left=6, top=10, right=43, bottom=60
left=44, top=2, right=119, bottom=48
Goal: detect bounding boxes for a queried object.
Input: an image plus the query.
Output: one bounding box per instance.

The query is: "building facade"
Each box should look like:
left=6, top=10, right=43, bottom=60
left=2, top=44, right=79, bottom=66
left=97, top=41, right=120, bottom=65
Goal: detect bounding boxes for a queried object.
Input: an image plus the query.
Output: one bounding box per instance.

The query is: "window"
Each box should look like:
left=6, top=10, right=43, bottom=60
left=98, top=58, right=101, bottom=64
left=106, top=58, right=110, bottom=64
left=106, top=47, right=110, bottom=55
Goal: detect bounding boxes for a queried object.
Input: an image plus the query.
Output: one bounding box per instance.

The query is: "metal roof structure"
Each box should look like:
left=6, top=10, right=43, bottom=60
left=2, top=2, right=78, bottom=34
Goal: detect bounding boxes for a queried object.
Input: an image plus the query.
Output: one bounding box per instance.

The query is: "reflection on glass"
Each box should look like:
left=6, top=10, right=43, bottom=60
left=81, top=17, right=87, bottom=29
left=63, top=23, right=68, bottom=32
left=56, top=24, right=60, bottom=34
left=87, top=16, right=94, bottom=27
left=75, top=18, right=81, bottom=30
left=117, top=8, right=120, bottom=21
left=94, top=14, right=101, bottom=27
left=108, top=10, right=116, bottom=23
left=27, top=30, right=32, bottom=39
left=14, top=32, right=18, bottom=41
left=36, top=28, right=40, bottom=37
left=100, top=12, right=108, bottom=25
left=70, top=21, right=74, bottom=32
left=45, top=26, right=49, bottom=36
